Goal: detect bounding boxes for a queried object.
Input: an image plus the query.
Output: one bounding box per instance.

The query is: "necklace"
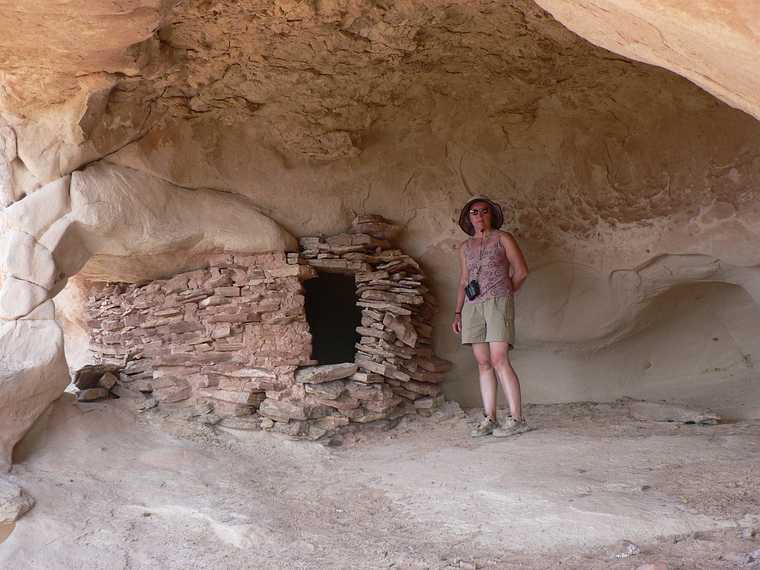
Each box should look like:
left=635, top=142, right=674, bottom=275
left=472, top=231, right=490, bottom=281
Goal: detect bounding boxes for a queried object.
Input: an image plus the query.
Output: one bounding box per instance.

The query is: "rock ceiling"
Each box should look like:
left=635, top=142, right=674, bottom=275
left=0, top=0, right=756, bottom=171
left=0, top=1, right=756, bottom=250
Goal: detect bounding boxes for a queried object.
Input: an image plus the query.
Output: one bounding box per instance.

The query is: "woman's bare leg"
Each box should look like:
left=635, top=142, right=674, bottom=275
left=472, top=342, right=497, bottom=418
left=490, top=341, right=523, bottom=421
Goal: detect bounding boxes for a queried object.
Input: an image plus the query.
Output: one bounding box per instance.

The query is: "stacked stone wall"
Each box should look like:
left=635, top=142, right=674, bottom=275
left=85, top=216, right=450, bottom=440
left=86, top=252, right=315, bottom=417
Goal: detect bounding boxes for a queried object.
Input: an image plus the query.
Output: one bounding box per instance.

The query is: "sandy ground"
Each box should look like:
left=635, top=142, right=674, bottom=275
left=1, top=394, right=760, bottom=570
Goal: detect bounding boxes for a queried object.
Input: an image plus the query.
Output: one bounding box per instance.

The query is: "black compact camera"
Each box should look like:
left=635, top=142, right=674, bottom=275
left=464, top=279, right=480, bottom=301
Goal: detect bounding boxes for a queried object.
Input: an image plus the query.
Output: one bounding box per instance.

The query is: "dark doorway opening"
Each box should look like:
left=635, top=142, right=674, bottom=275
left=303, top=272, right=361, bottom=365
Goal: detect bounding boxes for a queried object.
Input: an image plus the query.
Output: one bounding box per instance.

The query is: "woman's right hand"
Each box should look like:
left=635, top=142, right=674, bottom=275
left=452, top=314, right=462, bottom=334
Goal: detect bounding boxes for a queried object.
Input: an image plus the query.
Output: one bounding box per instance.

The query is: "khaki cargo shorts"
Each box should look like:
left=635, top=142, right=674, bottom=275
left=461, top=295, right=515, bottom=346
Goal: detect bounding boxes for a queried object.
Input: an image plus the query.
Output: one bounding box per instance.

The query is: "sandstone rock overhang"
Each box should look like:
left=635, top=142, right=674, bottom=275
left=1, top=0, right=759, bottom=467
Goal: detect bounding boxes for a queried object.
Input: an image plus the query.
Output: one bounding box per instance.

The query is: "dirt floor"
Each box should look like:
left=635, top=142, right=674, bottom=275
left=1, top=394, right=760, bottom=569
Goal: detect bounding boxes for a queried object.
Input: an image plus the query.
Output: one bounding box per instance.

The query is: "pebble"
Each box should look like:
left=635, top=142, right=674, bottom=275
left=740, top=527, right=758, bottom=541
left=611, top=539, right=640, bottom=559
left=138, top=398, right=158, bottom=412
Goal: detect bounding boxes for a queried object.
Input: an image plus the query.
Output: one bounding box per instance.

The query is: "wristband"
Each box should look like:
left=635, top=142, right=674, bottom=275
left=455, top=312, right=461, bottom=315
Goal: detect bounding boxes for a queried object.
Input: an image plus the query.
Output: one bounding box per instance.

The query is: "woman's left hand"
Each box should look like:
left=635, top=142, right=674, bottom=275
left=452, top=314, right=462, bottom=334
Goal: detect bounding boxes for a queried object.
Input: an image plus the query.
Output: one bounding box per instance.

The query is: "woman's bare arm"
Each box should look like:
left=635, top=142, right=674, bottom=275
left=452, top=243, right=469, bottom=333
left=501, top=232, right=528, bottom=293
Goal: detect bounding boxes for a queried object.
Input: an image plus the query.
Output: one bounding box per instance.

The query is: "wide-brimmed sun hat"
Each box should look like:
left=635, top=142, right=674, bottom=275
left=458, top=196, right=504, bottom=236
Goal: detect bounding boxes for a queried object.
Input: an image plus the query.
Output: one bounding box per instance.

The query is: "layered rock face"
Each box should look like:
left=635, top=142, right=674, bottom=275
left=1, top=0, right=760, bottom=459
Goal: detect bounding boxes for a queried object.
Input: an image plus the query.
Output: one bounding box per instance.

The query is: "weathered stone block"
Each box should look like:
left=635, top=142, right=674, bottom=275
left=77, top=387, right=109, bottom=402
left=74, top=363, right=121, bottom=389
left=98, top=372, right=118, bottom=390
left=304, top=380, right=346, bottom=400
left=314, top=395, right=361, bottom=411
left=154, top=377, right=192, bottom=403
left=414, top=395, right=445, bottom=409
left=259, top=399, right=332, bottom=421
left=349, top=215, right=401, bottom=242
left=341, top=407, right=390, bottom=423
left=305, top=258, right=372, bottom=273
left=364, top=396, right=402, bottom=413
left=349, top=371, right=385, bottom=384
left=356, top=326, right=394, bottom=341
left=200, top=296, right=231, bottom=308
left=198, top=388, right=265, bottom=405
left=215, top=286, right=240, bottom=297
left=314, top=415, right=350, bottom=430
left=383, top=313, right=418, bottom=347
left=344, top=382, right=391, bottom=401
left=211, top=400, right=254, bottom=417
left=361, top=289, right=423, bottom=306
left=356, top=301, right=411, bottom=316
left=259, top=398, right=308, bottom=421
left=295, top=363, right=357, bottom=384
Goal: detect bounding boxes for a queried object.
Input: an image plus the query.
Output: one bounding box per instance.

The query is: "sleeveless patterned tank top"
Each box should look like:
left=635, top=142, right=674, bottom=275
left=464, top=232, right=512, bottom=304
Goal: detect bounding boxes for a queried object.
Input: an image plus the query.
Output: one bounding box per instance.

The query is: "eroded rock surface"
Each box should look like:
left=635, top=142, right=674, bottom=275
left=535, top=0, right=760, bottom=121
left=0, top=150, right=295, bottom=463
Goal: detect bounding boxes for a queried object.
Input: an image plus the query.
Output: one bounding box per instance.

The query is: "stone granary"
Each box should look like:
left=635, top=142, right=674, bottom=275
left=0, top=0, right=759, bottom=469
left=84, top=215, right=450, bottom=439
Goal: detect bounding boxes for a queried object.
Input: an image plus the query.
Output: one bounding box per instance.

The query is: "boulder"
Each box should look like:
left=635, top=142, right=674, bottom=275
left=0, top=479, right=34, bottom=523
left=0, top=230, right=57, bottom=290
left=0, top=320, right=69, bottom=469
left=0, top=277, right=48, bottom=320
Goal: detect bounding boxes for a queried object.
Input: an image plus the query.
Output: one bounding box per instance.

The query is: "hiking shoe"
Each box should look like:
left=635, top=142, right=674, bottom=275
left=470, top=415, right=498, bottom=437
left=492, top=417, right=530, bottom=437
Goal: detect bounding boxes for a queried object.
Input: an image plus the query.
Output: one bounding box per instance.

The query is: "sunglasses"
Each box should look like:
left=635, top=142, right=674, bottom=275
left=469, top=207, right=490, bottom=216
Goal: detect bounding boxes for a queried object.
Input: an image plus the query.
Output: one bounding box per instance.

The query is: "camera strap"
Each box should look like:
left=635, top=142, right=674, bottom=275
left=470, top=231, right=491, bottom=282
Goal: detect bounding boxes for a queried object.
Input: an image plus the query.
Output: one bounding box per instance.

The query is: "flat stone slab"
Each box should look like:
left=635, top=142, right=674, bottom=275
left=304, top=380, right=346, bottom=400
left=259, top=398, right=332, bottom=421
left=77, top=387, right=109, bottom=402
left=295, top=363, right=358, bottom=384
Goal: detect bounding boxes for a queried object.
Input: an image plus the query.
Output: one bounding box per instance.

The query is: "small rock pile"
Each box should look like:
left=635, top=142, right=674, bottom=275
left=73, top=363, right=121, bottom=402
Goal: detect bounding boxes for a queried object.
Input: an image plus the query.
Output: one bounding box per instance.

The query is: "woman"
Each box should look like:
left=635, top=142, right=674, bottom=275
left=452, top=196, right=529, bottom=437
